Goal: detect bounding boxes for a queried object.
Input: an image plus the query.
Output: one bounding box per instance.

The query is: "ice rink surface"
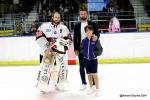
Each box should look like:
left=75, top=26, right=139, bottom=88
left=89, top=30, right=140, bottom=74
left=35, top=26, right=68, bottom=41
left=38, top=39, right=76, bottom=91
left=0, top=64, right=150, bottom=100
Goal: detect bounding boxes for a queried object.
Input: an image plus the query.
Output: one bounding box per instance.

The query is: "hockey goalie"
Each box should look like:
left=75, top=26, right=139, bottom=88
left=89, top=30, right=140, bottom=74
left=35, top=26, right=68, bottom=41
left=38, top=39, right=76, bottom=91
left=35, top=11, right=72, bottom=92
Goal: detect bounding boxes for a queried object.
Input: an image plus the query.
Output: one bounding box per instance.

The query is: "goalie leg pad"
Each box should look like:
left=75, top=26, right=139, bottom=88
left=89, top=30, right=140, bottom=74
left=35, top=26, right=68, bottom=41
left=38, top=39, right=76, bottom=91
left=55, top=54, right=69, bottom=90
left=36, top=55, right=55, bottom=91
left=50, top=64, right=60, bottom=85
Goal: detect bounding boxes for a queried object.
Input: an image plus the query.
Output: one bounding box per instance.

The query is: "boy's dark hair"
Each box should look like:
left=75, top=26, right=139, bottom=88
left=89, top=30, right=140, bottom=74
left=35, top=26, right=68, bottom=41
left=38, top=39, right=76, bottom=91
left=84, top=25, right=94, bottom=32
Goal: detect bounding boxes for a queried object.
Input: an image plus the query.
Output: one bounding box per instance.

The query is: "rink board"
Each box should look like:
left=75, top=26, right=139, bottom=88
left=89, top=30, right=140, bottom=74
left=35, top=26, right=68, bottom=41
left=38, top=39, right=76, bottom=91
left=1, top=32, right=150, bottom=66
left=1, top=58, right=150, bottom=66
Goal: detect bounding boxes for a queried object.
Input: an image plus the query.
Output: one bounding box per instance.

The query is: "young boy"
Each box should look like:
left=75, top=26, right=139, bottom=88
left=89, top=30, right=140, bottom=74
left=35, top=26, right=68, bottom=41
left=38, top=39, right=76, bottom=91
left=81, top=25, right=103, bottom=96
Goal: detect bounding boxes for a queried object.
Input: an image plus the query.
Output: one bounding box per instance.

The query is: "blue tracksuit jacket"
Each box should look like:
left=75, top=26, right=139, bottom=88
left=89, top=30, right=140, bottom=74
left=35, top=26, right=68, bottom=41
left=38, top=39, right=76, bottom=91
left=81, top=37, right=103, bottom=60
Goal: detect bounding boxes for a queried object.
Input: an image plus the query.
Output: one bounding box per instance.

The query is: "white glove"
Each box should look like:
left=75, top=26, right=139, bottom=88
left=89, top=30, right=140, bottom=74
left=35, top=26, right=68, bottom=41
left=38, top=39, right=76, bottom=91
left=60, top=38, right=72, bottom=51
left=59, top=38, right=68, bottom=46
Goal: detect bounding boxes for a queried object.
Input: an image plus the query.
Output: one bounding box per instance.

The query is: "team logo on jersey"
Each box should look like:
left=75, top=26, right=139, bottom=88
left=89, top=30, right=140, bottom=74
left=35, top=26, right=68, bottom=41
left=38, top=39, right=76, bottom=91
left=91, top=42, right=95, bottom=45
left=54, top=31, right=57, bottom=34
left=60, top=29, right=62, bottom=33
left=46, top=29, right=51, bottom=32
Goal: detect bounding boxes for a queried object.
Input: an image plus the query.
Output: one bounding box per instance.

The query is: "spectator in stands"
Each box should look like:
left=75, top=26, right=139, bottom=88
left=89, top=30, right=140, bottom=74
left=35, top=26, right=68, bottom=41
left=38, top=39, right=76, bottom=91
left=39, top=9, right=48, bottom=22
left=45, top=6, right=51, bottom=21
left=28, top=21, right=39, bottom=35
left=63, top=0, right=74, bottom=14
left=15, top=21, right=24, bottom=36
left=108, top=16, right=120, bottom=33
left=73, top=9, right=100, bottom=90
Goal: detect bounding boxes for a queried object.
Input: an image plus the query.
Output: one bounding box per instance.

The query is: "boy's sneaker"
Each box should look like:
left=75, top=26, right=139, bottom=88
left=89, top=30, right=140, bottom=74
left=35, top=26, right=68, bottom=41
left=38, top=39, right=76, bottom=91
left=87, top=87, right=96, bottom=95
left=80, top=84, right=86, bottom=91
left=95, top=89, right=100, bottom=96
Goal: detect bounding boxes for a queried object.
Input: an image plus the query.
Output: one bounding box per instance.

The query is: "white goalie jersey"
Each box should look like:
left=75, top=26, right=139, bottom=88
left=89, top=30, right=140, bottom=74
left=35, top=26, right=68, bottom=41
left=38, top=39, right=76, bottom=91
left=36, top=22, right=71, bottom=55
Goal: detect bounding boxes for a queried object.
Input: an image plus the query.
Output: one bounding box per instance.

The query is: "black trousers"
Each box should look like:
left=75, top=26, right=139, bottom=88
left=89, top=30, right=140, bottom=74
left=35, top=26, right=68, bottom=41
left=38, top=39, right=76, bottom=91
left=78, top=53, right=95, bottom=85
left=78, top=53, right=87, bottom=85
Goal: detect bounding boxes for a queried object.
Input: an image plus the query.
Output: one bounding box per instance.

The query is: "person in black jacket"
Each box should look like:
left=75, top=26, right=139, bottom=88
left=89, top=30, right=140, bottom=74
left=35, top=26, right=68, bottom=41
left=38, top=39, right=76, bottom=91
left=73, top=9, right=100, bottom=90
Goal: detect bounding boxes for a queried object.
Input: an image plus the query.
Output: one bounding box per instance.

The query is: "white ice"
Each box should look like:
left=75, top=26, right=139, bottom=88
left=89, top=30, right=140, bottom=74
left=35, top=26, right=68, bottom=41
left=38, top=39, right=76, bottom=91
left=0, top=64, right=150, bottom=100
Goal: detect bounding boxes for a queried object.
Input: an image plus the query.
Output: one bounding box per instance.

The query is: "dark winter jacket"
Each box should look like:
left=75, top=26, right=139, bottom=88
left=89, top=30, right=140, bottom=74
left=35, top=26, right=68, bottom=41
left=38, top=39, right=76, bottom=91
left=81, top=37, right=103, bottom=60
left=73, top=21, right=100, bottom=52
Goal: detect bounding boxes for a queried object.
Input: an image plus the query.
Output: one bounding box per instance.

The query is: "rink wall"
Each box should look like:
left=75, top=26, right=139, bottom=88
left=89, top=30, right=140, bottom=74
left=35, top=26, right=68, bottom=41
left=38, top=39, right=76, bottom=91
left=0, top=32, right=150, bottom=66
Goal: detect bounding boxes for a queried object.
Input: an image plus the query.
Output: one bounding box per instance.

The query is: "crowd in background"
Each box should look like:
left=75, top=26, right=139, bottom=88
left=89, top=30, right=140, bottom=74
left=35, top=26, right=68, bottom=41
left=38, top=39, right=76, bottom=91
left=0, top=0, right=148, bottom=36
